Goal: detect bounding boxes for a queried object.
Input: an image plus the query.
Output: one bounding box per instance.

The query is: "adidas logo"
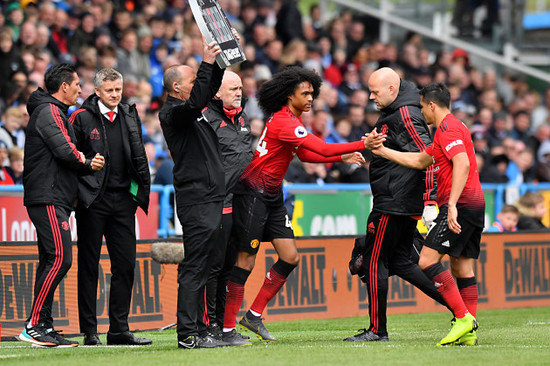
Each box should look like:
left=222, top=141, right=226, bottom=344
left=368, top=222, right=375, bottom=234
left=220, top=121, right=227, bottom=127
left=442, top=240, right=450, bottom=247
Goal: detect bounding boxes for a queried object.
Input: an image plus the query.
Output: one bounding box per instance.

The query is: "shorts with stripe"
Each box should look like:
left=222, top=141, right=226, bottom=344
left=425, top=205, right=482, bottom=259
left=232, top=193, right=294, bottom=255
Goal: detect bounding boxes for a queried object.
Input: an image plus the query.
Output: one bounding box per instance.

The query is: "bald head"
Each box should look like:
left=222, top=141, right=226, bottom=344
left=217, top=71, right=243, bottom=109
left=164, top=65, right=196, bottom=100
left=368, top=67, right=401, bottom=109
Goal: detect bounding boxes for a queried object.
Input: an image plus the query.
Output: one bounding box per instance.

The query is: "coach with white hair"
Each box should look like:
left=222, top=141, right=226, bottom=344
left=72, top=67, right=151, bottom=346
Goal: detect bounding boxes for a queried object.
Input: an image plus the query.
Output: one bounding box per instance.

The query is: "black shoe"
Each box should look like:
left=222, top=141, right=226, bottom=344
left=206, top=323, right=222, bottom=340
left=239, top=310, right=277, bottom=342
left=46, top=329, right=79, bottom=347
left=222, top=329, right=252, bottom=346
left=83, top=333, right=102, bottom=346
left=178, top=335, right=198, bottom=349
left=197, top=335, right=229, bottom=348
left=343, top=329, right=389, bottom=342
left=19, top=324, right=59, bottom=347
left=107, top=331, right=152, bottom=345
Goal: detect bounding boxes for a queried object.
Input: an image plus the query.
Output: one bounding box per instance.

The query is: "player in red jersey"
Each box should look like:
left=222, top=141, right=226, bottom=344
left=371, top=82, right=483, bottom=346
left=221, top=67, right=368, bottom=345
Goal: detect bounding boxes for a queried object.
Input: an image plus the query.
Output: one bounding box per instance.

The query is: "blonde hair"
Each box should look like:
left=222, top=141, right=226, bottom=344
left=515, top=192, right=544, bottom=216
left=9, top=146, right=24, bottom=161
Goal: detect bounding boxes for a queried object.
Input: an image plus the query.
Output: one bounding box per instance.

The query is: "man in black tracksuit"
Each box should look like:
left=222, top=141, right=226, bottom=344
left=345, top=67, right=447, bottom=342
left=20, top=63, right=104, bottom=348
left=71, top=68, right=151, bottom=346
left=202, top=71, right=253, bottom=338
left=159, top=39, right=228, bottom=349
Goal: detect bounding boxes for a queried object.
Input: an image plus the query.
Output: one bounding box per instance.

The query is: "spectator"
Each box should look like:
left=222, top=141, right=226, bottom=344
left=5, top=146, right=24, bottom=184
left=486, top=204, right=519, bottom=232
left=68, top=12, right=96, bottom=56
left=0, top=27, right=27, bottom=92
left=509, top=110, right=531, bottom=145
left=535, top=140, right=550, bottom=182
left=0, top=140, right=9, bottom=166
left=532, top=88, right=550, bottom=132
left=275, top=0, right=303, bottom=45
left=515, top=192, right=549, bottom=231
left=0, top=106, right=24, bottom=149
left=116, top=29, right=140, bottom=79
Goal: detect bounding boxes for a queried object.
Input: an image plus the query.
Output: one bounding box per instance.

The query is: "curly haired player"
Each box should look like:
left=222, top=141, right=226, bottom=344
left=221, top=67, right=367, bottom=345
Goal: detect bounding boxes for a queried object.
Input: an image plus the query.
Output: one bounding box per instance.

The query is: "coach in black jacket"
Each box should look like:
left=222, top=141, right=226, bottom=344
left=20, top=64, right=104, bottom=348
left=72, top=68, right=151, bottom=346
left=159, top=39, right=227, bottom=349
left=202, top=71, right=253, bottom=338
left=345, top=67, right=444, bottom=342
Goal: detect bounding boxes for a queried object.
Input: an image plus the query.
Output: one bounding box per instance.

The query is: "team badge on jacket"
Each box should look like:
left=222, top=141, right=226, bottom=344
left=250, top=239, right=260, bottom=249
left=61, top=221, right=70, bottom=231
left=90, top=128, right=100, bottom=140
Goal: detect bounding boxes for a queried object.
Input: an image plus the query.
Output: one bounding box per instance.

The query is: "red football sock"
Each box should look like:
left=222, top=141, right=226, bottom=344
left=223, top=281, right=244, bottom=329
left=458, top=277, right=478, bottom=317
left=424, top=263, right=469, bottom=319
left=433, top=271, right=469, bottom=318
left=250, top=267, right=287, bottom=315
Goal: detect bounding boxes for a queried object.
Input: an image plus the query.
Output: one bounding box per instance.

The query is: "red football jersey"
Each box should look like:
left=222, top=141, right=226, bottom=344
left=424, top=113, right=485, bottom=211
left=240, top=106, right=364, bottom=194
left=240, top=107, right=310, bottom=194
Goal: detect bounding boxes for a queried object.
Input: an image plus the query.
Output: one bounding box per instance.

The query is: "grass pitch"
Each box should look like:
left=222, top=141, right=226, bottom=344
left=1, top=306, right=549, bottom=366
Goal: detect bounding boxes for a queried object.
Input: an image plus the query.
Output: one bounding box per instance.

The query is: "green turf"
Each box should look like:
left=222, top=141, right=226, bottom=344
left=1, top=307, right=549, bottom=366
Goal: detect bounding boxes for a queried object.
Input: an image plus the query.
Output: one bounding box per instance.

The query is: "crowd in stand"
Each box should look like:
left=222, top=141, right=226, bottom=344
left=0, top=0, right=549, bottom=187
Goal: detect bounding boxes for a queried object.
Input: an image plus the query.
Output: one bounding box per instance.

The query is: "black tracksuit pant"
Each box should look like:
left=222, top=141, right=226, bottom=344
left=205, top=212, right=237, bottom=328
left=76, top=189, right=138, bottom=334
left=176, top=200, right=223, bottom=339
left=26, top=205, right=73, bottom=328
left=363, top=212, right=447, bottom=337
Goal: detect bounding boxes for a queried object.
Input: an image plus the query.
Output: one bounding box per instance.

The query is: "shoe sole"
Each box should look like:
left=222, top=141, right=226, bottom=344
left=19, top=333, right=58, bottom=348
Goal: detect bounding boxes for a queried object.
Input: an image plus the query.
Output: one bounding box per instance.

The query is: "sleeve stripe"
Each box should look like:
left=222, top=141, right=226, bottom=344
left=400, top=106, right=426, bottom=150
left=69, top=108, right=86, bottom=125
left=50, top=104, right=85, bottom=163
left=399, top=106, right=434, bottom=201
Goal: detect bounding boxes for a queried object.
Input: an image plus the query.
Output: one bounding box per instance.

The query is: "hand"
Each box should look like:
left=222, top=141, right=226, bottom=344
left=202, top=37, right=221, bottom=64
left=422, top=204, right=438, bottom=228
left=232, top=28, right=240, bottom=41
left=342, top=152, right=366, bottom=166
left=447, top=204, right=461, bottom=234
left=91, top=153, right=105, bottom=171
left=363, top=129, right=386, bottom=150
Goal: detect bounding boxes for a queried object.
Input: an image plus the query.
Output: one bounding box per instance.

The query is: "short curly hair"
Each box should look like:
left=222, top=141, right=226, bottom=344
left=258, top=67, right=322, bottom=116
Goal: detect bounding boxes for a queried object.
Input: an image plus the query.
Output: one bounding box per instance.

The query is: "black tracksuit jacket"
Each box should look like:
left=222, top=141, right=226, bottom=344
left=23, top=88, right=95, bottom=210
left=70, top=94, right=151, bottom=213
left=159, top=62, right=225, bottom=206
left=203, top=98, right=253, bottom=208
left=369, top=80, right=437, bottom=216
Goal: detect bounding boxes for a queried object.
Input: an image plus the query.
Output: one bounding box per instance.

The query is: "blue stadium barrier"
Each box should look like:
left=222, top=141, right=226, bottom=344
left=2, top=182, right=550, bottom=238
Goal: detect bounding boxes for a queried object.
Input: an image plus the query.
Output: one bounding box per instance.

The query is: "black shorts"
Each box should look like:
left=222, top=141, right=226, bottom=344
left=232, top=193, right=294, bottom=255
left=425, top=206, right=482, bottom=259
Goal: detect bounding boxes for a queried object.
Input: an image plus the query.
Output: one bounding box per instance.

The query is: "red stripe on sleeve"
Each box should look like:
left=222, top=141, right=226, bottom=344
left=50, top=104, right=85, bottom=163
left=69, top=108, right=86, bottom=125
